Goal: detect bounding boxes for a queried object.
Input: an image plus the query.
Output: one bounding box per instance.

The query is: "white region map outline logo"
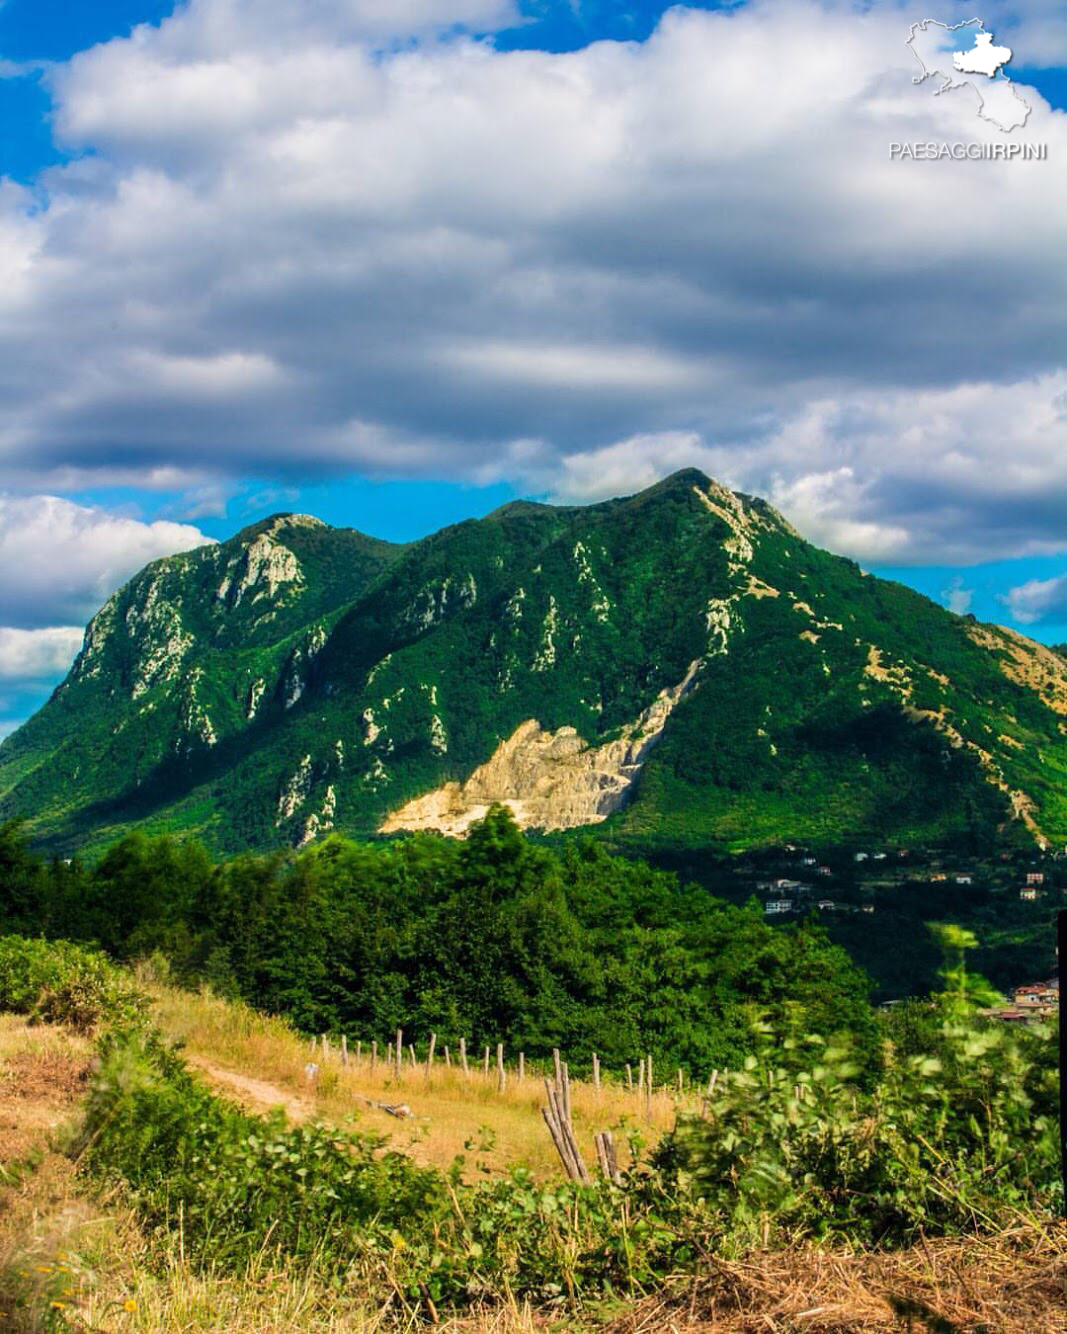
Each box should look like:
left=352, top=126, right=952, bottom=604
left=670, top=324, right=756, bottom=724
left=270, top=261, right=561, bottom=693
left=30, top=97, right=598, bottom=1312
left=907, top=18, right=1031, bottom=133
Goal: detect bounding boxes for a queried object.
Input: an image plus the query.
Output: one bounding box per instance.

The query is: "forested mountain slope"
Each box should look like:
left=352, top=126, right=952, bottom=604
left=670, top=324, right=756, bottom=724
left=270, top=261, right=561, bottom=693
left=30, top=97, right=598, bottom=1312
left=2, top=470, right=1065, bottom=855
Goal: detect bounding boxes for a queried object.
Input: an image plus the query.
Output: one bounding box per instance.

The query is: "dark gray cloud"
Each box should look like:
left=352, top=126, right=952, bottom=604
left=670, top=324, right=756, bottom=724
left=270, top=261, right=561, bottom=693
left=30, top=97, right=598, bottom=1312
left=0, top=0, right=1060, bottom=566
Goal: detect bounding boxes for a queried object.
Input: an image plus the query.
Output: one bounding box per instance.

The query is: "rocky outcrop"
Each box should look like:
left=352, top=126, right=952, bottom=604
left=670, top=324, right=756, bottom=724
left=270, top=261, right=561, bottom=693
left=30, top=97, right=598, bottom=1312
left=381, top=660, right=702, bottom=836
left=277, top=754, right=313, bottom=822
left=215, top=516, right=316, bottom=609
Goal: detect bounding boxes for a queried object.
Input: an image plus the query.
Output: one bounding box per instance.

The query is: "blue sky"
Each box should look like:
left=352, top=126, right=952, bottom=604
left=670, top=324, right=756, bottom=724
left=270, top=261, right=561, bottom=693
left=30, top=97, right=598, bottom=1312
left=0, top=0, right=1065, bottom=737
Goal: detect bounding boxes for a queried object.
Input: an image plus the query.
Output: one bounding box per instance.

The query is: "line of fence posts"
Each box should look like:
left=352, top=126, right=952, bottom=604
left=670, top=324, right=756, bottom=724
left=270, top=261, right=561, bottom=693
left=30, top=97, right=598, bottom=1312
left=301, top=1031, right=734, bottom=1182
left=306, top=1035, right=679, bottom=1101
left=301, top=1032, right=725, bottom=1125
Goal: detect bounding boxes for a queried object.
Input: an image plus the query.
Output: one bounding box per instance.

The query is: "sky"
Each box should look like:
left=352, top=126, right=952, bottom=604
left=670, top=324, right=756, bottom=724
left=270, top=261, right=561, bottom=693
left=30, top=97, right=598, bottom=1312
left=0, top=0, right=1065, bottom=738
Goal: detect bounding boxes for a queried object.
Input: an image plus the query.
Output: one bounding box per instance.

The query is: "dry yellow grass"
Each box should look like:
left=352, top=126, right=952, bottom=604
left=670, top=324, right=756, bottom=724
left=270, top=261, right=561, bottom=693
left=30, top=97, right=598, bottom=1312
left=149, top=982, right=697, bottom=1180
left=5, top=1002, right=1067, bottom=1330
left=609, top=1226, right=1067, bottom=1332
left=0, top=1014, right=554, bottom=1330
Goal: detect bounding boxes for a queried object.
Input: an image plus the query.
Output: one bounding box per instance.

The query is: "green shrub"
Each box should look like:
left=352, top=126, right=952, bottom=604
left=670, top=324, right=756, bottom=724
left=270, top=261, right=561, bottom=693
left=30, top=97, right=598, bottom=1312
left=76, top=1027, right=677, bottom=1305
left=656, top=1015, right=1059, bottom=1245
left=76, top=1006, right=1061, bottom=1315
left=0, top=935, right=146, bottom=1032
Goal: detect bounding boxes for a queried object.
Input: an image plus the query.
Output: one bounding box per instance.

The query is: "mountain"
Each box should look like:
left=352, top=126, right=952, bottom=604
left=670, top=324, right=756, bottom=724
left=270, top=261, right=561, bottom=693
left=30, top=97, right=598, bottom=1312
left=2, top=471, right=1065, bottom=856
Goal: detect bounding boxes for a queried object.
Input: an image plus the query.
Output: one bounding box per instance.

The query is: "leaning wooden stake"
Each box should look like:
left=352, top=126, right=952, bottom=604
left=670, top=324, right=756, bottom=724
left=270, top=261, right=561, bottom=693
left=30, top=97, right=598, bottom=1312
left=542, top=1075, right=590, bottom=1185
left=626, top=1062, right=633, bottom=1092
left=594, top=1130, right=622, bottom=1185
left=426, top=1033, right=437, bottom=1075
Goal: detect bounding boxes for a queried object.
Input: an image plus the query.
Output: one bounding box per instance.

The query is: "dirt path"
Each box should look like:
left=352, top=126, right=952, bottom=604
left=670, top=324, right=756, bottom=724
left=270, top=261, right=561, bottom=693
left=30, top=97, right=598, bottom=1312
left=186, top=1057, right=315, bottom=1121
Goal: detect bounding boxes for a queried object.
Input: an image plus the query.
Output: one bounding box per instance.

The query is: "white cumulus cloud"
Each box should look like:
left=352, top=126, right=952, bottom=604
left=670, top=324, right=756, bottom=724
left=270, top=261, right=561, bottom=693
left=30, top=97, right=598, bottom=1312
left=0, top=0, right=1059, bottom=566
left=0, top=627, right=86, bottom=682
left=0, top=496, right=210, bottom=627
left=1004, top=574, right=1067, bottom=626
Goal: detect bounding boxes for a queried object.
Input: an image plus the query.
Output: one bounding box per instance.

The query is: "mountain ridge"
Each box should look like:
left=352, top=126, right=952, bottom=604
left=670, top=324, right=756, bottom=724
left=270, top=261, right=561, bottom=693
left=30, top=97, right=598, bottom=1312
left=2, top=470, right=1065, bottom=856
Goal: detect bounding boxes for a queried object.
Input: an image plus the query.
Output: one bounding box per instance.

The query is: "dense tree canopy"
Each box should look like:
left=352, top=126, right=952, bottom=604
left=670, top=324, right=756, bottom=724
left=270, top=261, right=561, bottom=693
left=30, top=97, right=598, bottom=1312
left=0, top=807, right=877, bottom=1074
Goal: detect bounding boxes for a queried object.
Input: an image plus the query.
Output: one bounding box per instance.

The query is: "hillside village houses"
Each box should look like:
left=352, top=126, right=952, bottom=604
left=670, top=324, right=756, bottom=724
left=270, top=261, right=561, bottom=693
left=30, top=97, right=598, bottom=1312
left=1013, top=982, right=1059, bottom=1008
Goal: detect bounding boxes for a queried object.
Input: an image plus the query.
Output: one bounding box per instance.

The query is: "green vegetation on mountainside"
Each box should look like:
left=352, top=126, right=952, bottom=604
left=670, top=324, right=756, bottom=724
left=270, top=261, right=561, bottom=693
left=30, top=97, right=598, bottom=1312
left=1, top=470, right=1065, bottom=855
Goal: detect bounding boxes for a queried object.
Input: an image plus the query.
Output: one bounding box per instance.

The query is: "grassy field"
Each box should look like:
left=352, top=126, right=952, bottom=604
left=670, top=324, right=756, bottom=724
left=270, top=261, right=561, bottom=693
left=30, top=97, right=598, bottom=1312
left=150, top=981, right=688, bottom=1182
left=4, top=986, right=1067, bottom=1331
left=0, top=1014, right=552, bottom=1331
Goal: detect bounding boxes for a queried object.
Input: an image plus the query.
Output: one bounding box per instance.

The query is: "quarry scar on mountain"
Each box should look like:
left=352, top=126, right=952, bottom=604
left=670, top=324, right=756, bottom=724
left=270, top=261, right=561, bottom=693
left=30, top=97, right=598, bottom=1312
left=380, top=660, right=703, bottom=836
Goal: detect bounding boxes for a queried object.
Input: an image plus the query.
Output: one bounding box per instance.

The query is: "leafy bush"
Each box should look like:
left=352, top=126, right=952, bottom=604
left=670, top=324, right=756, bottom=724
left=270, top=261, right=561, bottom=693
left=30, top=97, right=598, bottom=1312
left=657, top=1015, right=1059, bottom=1246
left=0, top=935, right=146, bottom=1032
left=75, top=1004, right=1061, bottom=1314
left=75, top=1027, right=654, bottom=1305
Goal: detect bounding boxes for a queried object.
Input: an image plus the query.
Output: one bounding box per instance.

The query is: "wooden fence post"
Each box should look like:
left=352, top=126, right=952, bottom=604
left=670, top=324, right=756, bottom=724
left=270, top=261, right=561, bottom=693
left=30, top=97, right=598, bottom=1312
left=371, top=1039, right=377, bottom=1071
left=592, top=1053, right=601, bottom=1091
left=427, top=1033, right=436, bottom=1075
left=646, top=1054, right=653, bottom=1116
left=460, top=1037, right=469, bottom=1077
left=483, top=1046, right=490, bottom=1077
left=497, top=1042, right=506, bottom=1094
left=595, top=1130, right=622, bottom=1186
left=395, top=1028, right=403, bottom=1079
left=542, top=1068, right=591, bottom=1185
left=341, top=1035, right=348, bottom=1068
left=626, top=1063, right=633, bottom=1092
left=321, top=1035, right=329, bottom=1063
left=444, top=1045, right=451, bottom=1069
left=518, top=1051, right=525, bottom=1082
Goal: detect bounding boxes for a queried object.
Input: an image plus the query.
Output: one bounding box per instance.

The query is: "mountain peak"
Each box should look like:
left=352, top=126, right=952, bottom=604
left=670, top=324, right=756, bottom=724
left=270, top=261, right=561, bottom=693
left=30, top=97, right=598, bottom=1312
left=654, top=467, right=714, bottom=491
left=229, top=512, right=330, bottom=547
left=5, top=470, right=1066, bottom=858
